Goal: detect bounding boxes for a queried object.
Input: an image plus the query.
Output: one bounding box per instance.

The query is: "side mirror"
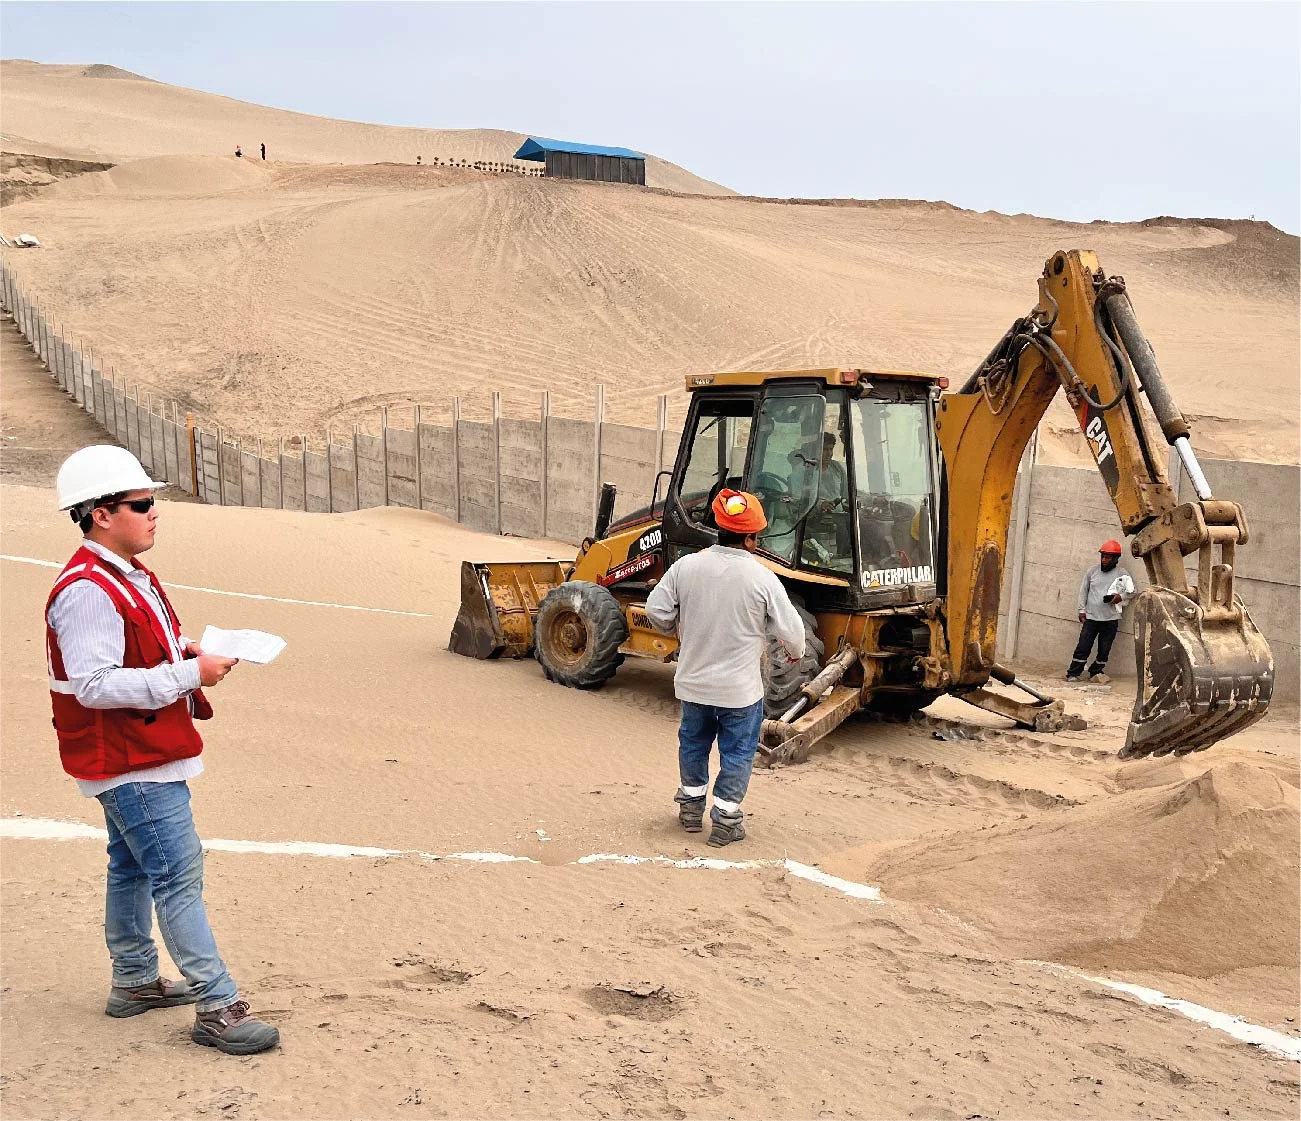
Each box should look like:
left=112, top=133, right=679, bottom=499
left=650, top=470, right=673, bottom=517
left=594, top=482, right=617, bottom=540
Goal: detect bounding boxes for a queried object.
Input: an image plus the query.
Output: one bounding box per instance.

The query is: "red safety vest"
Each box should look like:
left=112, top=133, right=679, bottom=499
left=46, top=545, right=212, bottom=781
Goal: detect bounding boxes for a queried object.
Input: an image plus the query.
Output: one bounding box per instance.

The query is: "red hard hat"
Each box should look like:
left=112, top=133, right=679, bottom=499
left=712, top=489, right=767, bottom=534
left=1100, top=539, right=1123, bottom=555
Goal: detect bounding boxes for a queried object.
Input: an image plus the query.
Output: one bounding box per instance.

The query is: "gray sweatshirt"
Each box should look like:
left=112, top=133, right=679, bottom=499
left=645, top=545, right=807, bottom=709
left=1078, top=563, right=1136, bottom=622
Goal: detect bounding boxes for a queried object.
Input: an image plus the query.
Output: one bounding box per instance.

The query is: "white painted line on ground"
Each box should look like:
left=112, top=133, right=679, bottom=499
left=1072, top=972, right=1301, bottom=1063
left=3, top=815, right=1293, bottom=1064
left=576, top=852, right=883, bottom=900
left=0, top=554, right=434, bottom=617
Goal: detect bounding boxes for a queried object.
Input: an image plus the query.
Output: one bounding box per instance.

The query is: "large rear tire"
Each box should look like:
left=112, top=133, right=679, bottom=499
left=763, top=598, right=824, bottom=718
left=534, top=581, right=628, bottom=690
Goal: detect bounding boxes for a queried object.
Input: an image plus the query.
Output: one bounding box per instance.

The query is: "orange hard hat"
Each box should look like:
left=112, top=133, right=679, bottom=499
left=712, top=489, right=767, bottom=534
left=1100, top=539, right=1123, bottom=555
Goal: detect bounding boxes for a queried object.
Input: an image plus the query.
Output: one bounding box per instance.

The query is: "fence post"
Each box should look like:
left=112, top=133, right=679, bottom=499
left=539, top=391, right=550, bottom=539
left=1003, top=430, right=1038, bottom=660
left=187, top=414, right=198, bottom=497
left=325, top=427, right=334, bottom=512
left=256, top=437, right=264, bottom=508
left=301, top=434, right=308, bottom=510
left=452, top=397, right=462, bottom=523
left=215, top=426, right=225, bottom=505
left=352, top=424, right=361, bottom=510
left=277, top=437, right=284, bottom=509
left=381, top=406, right=390, bottom=507
left=492, top=391, right=503, bottom=534
left=414, top=405, right=423, bottom=512
left=655, top=393, right=668, bottom=477
left=592, top=383, right=605, bottom=529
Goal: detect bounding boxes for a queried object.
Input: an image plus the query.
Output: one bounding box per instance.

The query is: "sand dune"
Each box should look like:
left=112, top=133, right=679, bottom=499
left=0, top=59, right=732, bottom=195
left=1, top=154, right=1296, bottom=464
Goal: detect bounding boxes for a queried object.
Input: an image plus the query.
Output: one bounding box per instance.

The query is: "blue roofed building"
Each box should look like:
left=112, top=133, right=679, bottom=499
left=513, top=137, right=646, bottom=186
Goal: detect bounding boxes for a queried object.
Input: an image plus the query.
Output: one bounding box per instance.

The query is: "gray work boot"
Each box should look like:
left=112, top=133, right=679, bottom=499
left=677, top=797, right=706, bottom=833
left=1090, top=672, right=1112, bottom=685
left=192, top=1000, right=280, bottom=1055
left=105, top=976, right=198, bottom=1018
left=707, top=819, right=746, bottom=848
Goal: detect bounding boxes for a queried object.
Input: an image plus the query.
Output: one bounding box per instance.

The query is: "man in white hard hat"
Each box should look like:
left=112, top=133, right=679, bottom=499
left=45, top=445, right=279, bottom=1055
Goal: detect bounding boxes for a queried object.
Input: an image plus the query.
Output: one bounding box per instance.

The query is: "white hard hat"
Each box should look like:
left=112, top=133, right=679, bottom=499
left=55, top=445, right=164, bottom=511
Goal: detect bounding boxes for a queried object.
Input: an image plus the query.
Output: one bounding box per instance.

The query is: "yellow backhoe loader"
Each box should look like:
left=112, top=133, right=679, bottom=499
left=450, top=250, right=1274, bottom=762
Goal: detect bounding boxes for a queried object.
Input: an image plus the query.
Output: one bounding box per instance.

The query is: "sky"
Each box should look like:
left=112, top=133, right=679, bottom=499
left=2, top=1, right=1298, bottom=231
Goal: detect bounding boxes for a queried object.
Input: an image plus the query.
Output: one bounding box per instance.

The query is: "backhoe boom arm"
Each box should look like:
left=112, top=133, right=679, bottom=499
left=935, top=250, right=1273, bottom=758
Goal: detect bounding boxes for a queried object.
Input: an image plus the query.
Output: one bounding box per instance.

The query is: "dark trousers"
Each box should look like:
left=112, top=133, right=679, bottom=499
left=1069, top=618, right=1118, bottom=677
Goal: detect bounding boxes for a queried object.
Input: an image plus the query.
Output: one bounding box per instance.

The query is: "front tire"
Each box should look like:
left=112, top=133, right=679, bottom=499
left=534, top=581, right=628, bottom=689
left=763, top=598, right=824, bottom=718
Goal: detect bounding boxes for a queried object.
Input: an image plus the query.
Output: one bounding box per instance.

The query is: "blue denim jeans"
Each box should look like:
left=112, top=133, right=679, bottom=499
left=96, top=781, right=238, bottom=1013
left=674, top=699, right=765, bottom=825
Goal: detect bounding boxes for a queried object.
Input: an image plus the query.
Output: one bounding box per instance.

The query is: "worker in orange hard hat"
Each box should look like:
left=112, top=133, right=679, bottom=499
left=1066, top=538, right=1136, bottom=684
left=644, top=489, right=806, bottom=847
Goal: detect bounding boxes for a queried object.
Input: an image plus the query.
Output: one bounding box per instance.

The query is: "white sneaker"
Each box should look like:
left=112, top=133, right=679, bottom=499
left=1090, top=672, right=1111, bottom=685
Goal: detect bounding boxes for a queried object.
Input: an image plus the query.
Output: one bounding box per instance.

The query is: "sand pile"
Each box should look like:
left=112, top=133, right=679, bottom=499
left=868, top=759, right=1300, bottom=978
left=45, top=153, right=267, bottom=198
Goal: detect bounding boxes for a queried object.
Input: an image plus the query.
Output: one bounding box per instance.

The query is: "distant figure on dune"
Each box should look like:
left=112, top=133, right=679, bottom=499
left=416, top=155, right=422, bottom=165
left=234, top=145, right=242, bottom=158
left=260, top=142, right=266, bottom=161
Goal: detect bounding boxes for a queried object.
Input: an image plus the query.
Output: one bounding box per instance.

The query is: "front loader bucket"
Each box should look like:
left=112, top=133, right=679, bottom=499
left=448, top=560, right=567, bottom=660
left=1121, top=587, right=1274, bottom=759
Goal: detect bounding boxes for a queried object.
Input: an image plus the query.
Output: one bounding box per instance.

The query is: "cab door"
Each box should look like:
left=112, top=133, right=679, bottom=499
left=664, top=392, right=756, bottom=564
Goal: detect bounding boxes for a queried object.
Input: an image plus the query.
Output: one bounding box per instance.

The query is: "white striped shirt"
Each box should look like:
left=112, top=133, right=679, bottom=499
left=47, top=538, right=205, bottom=798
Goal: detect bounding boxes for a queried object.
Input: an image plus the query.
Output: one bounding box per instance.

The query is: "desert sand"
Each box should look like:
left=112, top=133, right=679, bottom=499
left=1, top=60, right=1297, bottom=465
left=2, top=305, right=1300, bottom=1120
left=1, top=59, right=1299, bottom=1120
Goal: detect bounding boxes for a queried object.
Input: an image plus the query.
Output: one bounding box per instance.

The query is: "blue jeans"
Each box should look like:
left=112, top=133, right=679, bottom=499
left=96, top=781, right=238, bottom=1013
left=675, top=699, right=765, bottom=824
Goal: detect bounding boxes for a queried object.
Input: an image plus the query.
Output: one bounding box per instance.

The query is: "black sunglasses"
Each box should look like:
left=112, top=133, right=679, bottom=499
left=105, top=496, right=156, bottom=515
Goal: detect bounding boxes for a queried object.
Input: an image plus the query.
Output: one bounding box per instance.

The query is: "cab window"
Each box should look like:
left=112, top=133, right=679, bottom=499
left=677, top=398, right=754, bottom=527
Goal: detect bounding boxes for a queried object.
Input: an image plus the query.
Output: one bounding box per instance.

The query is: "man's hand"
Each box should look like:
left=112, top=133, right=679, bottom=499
left=197, top=654, right=239, bottom=687
left=1103, top=594, right=1119, bottom=604
left=184, top=641, right=204, bottom=658
left=1078, top=612, right=1087, bottom=623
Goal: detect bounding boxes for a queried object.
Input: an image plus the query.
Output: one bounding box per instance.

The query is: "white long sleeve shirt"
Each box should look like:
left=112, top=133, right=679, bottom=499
left=645, top=545, right=807, bottom=709
left=47, top=538, right=205, bottom=797
left=1078, top=563, right=1136, bottom=622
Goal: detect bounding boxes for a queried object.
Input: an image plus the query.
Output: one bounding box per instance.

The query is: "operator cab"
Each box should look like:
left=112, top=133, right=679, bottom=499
left=661, top=369, right=943, bottom=607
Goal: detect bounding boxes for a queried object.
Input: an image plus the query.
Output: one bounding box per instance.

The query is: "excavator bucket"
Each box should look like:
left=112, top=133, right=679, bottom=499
left=1122, top=587, right=1274, bottom=759
left=448, top=560, right=567, bottom=660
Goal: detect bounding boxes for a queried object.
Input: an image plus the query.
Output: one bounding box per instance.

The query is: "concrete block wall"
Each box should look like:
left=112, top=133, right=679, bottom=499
left=456, top=420, right=497, bottom=534
left=499, top=418, right=543, bottom=538
left=384, top=428, right=419, bottom=510
left=546, top=417, right=597, bottom=544
left=601, top=422, right=662, bottom=523
left=416, top=423, right=456, bottom=520
left=1180, top=460, right=1300, bottom=698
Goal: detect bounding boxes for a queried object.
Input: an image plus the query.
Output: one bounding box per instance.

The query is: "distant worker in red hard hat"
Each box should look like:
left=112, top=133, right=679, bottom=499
left=645, top=489, right=806, bottom=847
left=1066, top=538, right=1136, bottom=684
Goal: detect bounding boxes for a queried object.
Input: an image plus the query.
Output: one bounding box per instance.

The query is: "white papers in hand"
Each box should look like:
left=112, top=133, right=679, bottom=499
left=199, top=625, right=286, bottom=665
